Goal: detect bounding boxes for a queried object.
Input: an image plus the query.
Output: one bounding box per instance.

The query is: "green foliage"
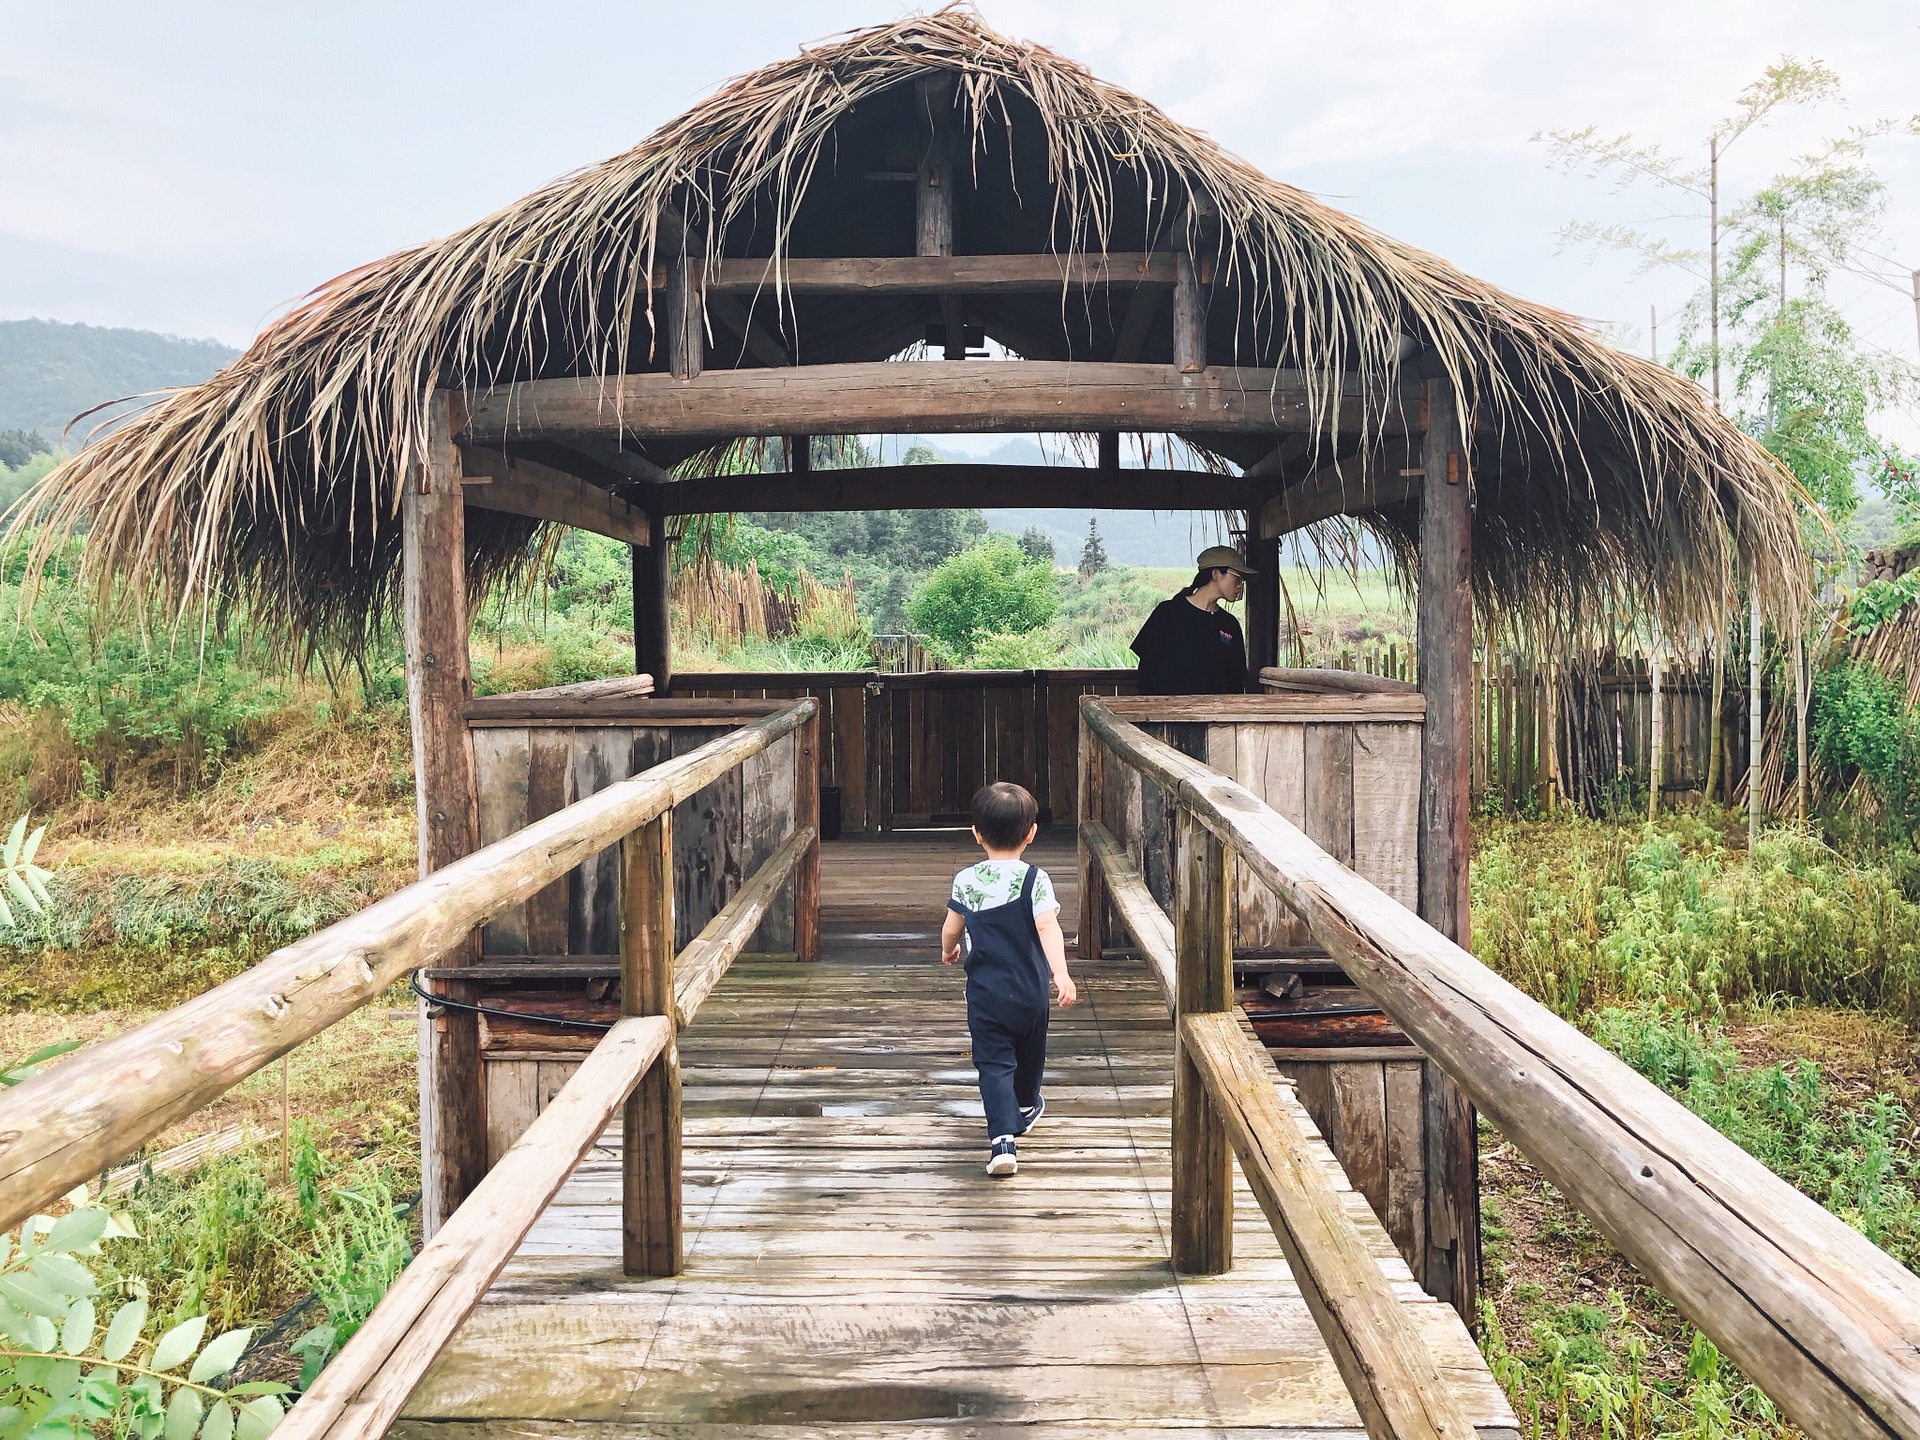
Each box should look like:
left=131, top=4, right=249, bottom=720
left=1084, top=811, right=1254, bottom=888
left=0, top=1042, right=80, bottom=1088
left=1846, top=572, right=1920, bottom=634
left=1810, top=659, right=1920, bottom=841
left=700, top=521, right=815, bottom=593
left=906, top=538, right=1058, bottom=660
left=282, top=1137, right=412, bottom=1388
left=1480, top=1294, right=1783, bottom=1440
left=0, top=1187, right=287, bottom=1439
left=0, top=433, right=51, bottom=471
left=749, top=507, right=987, bottom=574
left=967, top=629, right=1062, bottom=670
left=1472, top=815, right=1920, bottom=1025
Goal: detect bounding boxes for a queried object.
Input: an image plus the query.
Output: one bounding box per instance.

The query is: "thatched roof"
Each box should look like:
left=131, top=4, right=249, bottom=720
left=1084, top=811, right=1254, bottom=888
left=18, top=7, right=1805, bottom=654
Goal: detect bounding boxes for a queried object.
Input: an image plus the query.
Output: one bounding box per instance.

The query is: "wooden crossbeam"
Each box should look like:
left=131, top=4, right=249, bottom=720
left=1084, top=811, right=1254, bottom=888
left=651, top=462, right=1258, bottom=515
left=1257, top=439, right=1421, bottom=537
left=459, top=448, right=651, bottom=547
left=463, top=363, right=1406, bottom=443
left=674, top=251, right=1176, bottom=296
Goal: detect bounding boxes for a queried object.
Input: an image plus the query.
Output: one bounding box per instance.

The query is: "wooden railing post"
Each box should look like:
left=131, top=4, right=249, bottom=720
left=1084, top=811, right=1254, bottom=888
left=1171, top=805, right=1232, bottom=1275
left=621, top=812, right=681, bottom=1276
left=1076, top=718, right=1105, bottom=962
left=794, top=706, right=821, bottom=962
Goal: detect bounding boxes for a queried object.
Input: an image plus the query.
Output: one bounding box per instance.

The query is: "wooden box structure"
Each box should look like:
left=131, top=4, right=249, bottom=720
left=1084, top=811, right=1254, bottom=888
left=457, top=681, right=808, bottom=1165
left=1091, top=677, right=1455, bottom=1280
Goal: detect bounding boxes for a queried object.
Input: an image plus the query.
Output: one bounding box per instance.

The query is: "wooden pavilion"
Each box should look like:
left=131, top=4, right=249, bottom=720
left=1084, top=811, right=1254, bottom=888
left=14, top=17, right=1878, bottom=1437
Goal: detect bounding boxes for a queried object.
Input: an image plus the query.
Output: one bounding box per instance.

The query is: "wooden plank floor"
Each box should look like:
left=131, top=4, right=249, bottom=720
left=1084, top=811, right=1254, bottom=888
left=397, top=839, right=1514, bottom=1440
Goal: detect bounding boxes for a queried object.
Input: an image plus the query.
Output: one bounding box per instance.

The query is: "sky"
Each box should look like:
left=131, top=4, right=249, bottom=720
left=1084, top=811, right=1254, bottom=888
left=5, top=0, right=1918, bottom=414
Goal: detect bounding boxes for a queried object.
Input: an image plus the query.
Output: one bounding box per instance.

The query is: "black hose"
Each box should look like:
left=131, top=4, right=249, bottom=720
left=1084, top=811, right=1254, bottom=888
left=409, top=971, right=616, bottom=1032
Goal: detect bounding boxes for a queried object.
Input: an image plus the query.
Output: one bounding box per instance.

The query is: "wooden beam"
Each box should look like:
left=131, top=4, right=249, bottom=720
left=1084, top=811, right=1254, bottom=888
left=1079, top=820, right=1173, bottom=1005
left=1171, top=807, right=1232, bottom=1276
left=665, top=209, right=703, bottom=381
left=622, top=813, right=679, bottom=1277
left=1181, top=1011, right=1476, bottom=1440
left=458, top=448, right=651, bottom=547
left=655, top=462, right=1257, bottom=515
left=915, top=73, right=964, bottom=360
left=463, top=363, right=1406, bottom=443
left=1414, top=379, right=1477, bottom=1319
left=542, top=438, right=681, bottom=487
left=689, top=252, right=1177, bottom=296
left=271, top=1015, right=671, bottom=1440
left=0, top=701, right=815, bottom=1236
left=1257, top=440, right=1422, bottom=538
left=1079, top=695, right=1920, bottom=1440
left=409, top=391, right=483, bottom=1237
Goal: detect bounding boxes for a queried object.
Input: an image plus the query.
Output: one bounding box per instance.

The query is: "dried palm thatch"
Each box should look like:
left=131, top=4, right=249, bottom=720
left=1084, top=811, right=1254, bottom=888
left=14, top=7, right=1806, bottom=657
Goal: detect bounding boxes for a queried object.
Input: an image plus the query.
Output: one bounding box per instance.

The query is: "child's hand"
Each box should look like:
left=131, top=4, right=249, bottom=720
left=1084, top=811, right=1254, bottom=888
left=1055, top=975, right=1078, bottom=1007
left=940, top=943, right=962, bottom=965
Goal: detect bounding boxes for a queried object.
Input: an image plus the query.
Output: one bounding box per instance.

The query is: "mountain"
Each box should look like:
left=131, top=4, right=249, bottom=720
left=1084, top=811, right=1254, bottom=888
left=898, top=436, right=1237, bottom=568
left=0, top=318, right=238, bottom=439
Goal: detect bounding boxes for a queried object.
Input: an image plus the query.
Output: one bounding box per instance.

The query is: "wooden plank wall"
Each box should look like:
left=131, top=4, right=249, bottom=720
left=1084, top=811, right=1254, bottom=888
left=675, top=669, right=1134, bottom=831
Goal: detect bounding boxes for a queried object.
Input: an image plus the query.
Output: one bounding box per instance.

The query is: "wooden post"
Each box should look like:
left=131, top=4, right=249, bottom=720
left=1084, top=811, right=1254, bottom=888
left=1076, top=714, right=1105, bottom=962
left=1097, top=430, right=1120, bottom=471
left=1172, top=251, right=1207, bottom=373
left=632, top=513, right=670, bottom=693
left=621, top=812, right=680, bottom=1276
left=409, top=389, right=484, bottom=1238
left=1244, top=531, right=1282, bottom=679
left=1749, top=589, right=1763, bottom=848
left=916, top=73, right=964, bottom=361
left=666, top=219, right=703, bottom=382
left=1414, top=377, right=1479, bottom=1320
left=1171, top=806, right=1232, bottom=1275
left=1648, top=638, right=1664, bottom=820
left=794, top=707, right=821, bottom=962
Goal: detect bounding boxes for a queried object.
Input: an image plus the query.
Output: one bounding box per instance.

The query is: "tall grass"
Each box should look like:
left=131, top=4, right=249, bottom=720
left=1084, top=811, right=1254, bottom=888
left=1473, top=813, right=1920, bottom=1026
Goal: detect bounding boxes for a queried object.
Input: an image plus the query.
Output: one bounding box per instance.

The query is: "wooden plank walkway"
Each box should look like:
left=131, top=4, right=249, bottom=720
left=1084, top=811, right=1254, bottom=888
left=395, top=839, right=1514, bottom=1439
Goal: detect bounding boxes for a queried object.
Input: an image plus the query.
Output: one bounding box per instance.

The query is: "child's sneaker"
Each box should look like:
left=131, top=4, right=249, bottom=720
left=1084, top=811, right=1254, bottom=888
left=1016, top=1095, right=1045, bottom=1135
left=986, top=1137, right=1018, bottom=1177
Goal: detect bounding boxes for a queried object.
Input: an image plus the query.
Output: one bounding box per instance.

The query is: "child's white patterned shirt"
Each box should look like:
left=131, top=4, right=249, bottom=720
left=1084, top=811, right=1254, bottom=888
left=949, top=860, right=1059, bottom=915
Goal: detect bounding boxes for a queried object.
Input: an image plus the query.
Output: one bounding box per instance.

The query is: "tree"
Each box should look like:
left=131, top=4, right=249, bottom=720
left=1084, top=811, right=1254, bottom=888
left=1078, top=518, right=1108, bottom=579
left=907, top=537, right=1058, bottom=658
left=1017, top=526, right=1055, bottom=566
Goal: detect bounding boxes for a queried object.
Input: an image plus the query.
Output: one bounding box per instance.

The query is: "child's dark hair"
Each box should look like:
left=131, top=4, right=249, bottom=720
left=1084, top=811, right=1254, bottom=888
left=971, top=781, right=1038, bottom=849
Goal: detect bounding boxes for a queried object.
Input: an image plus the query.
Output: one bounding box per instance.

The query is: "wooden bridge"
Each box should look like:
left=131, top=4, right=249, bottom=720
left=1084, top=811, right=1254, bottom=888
left=3, top=695, right=1918, bottom=1440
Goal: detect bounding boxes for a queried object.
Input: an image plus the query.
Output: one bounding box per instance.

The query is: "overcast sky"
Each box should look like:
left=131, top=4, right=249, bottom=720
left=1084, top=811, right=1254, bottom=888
left=6, top=1, right=1917, bottom=390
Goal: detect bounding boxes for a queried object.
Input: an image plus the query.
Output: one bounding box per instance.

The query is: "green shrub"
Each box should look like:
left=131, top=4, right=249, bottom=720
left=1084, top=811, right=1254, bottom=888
left=907, top=538, right=1057, bottom=659
left=0, top=1185, right=288, bottom=1438
left=1810, top=658, right=1920, bottom=840
left=967, top=629, right=1063, bottom=670
left=1472, top=816, right=1920, bottom=1025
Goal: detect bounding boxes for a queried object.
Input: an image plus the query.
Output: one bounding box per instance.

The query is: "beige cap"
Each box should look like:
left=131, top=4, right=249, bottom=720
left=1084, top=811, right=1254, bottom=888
left=1195, top=544, right=1258, bottom=575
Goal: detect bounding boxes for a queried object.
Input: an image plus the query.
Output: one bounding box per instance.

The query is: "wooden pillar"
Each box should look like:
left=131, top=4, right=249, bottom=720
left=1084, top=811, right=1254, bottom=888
left=794, top=707, right=821, bottom=962
left=1244, top=529, right=1282, bottom=680
left=916, top=72, right=964, bottom=360
left=1097, top=431, right=1120, bottom=471
left=1415, top=376, right=1479, bottom=1320
left=1076, top=715, right=1105, bottom=962
left=622, top=812, right=681, bottom=1276
left=666, top=215, right=703, bottom=382
left=632, top=513, right=670, bottom=694
left=1172, top=251, right=1207, bottom=374
left=409, top=389, right=484, bottom=1237
left=1171, top=807, right=1232, bottom=1275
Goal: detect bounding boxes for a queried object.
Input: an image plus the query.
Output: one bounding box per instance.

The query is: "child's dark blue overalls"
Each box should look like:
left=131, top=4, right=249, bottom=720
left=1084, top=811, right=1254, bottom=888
left=948, top=864, right=1051, bottom=1141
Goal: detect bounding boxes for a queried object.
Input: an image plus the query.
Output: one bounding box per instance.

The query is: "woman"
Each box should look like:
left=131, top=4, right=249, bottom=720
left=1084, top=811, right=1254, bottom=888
left=1130, top=545, right=1256, bottom=695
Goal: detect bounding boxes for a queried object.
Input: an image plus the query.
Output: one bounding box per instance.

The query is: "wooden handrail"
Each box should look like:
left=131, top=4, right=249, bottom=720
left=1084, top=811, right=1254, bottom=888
left=273, top=1015, right=672, bottom=1440
left=0, top=699, right=815, bottom=1234
left=1081, top=696, right=1920, bottom=1440
left=673, top=826, right=813, bottom=1028
left=1181, top=1012, right=1475, bottom=1440
left=1083, top=816, right=1468, bottom=1440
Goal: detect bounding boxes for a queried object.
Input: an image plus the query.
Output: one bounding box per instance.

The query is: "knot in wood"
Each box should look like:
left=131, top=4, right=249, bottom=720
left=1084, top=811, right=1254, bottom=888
left=261, top=993, right=288, bottom=1020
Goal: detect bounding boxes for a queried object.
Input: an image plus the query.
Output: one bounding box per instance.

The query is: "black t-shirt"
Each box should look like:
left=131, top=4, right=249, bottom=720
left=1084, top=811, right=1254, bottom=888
left=1130, top=596, right=1249, bottom=695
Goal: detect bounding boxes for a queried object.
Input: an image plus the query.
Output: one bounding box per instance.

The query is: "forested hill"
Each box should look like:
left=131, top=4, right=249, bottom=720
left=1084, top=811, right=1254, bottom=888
left=0, top=318, right=238, bottom=438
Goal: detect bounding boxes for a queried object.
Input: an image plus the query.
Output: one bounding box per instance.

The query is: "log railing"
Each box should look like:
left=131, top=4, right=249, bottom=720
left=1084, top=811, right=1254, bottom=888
left=0, top=699, right=822, bottom=1440
left=1078, top=695, right=1920, bottom=1440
